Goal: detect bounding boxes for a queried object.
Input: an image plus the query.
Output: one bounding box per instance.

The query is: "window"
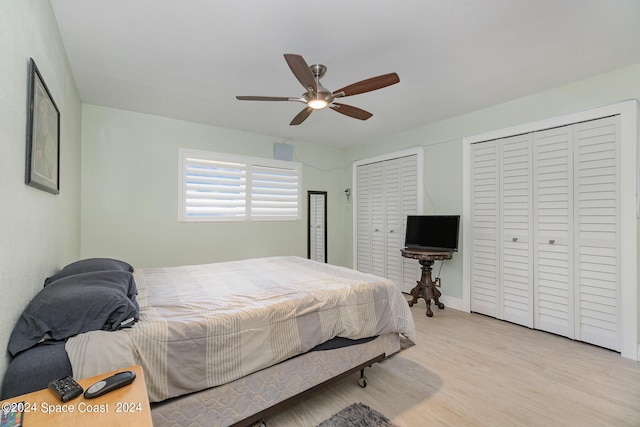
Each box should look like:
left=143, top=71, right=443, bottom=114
left=179, top=148, right=302, bottom=221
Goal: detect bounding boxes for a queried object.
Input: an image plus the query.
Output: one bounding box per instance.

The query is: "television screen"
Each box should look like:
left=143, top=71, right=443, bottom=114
left=404, top=215, right=460, bottom=252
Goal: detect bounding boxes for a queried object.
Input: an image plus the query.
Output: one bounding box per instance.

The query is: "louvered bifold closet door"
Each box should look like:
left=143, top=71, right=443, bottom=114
left=533, top=126, right=574, bottom=338
left=500, top=134, right=533, bottom=327
left=355, top=153, right=419, bottom=291
left=573, top=116, right=620, bottom=351
left=400, top=155, right=420, bottom=293
left=384, top=159, right=403, bottom=287
left=470, top=140, right=500, bottom=317
left=370, top=163, right=386, bottom=278
left=356, top=164, right=373, bottom=273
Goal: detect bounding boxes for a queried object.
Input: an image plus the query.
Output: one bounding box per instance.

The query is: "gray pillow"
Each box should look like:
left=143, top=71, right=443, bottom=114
left=44, top=258, right=134, bottom=286
left=8, top=271, right=139, bottom=356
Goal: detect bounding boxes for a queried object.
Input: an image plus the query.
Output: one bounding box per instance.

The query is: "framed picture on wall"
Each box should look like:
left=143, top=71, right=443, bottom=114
left=25, top=57, right=60, bottom=194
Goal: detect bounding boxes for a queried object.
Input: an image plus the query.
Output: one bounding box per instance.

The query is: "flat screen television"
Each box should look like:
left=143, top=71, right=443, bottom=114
left=404, top=215, right=460, bottom=252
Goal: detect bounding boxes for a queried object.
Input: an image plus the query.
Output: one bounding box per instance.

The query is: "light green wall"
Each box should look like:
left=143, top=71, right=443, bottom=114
left=345, top=62, right=640, bottom=319
left=80, top=105, right=349, bottom=268
left=0, top=1, right=82, bottom=385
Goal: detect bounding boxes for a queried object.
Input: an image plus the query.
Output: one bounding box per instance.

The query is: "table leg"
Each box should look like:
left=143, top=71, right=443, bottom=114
left=406, top=259, right=445, bottom=317
left=408, top=280, right=422, bottom=307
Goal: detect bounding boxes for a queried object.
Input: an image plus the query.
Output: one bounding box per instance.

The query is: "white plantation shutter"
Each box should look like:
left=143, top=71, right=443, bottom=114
left=250, top=165, right=300, bottom=218
left=184, top=157, right=247, bottom=218
left=180, top=149, right=301, bottom=221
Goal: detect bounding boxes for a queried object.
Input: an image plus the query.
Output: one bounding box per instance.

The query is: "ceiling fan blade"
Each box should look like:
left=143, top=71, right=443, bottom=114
left=330, top=103, right=373, bottom=120
left=236, top=96, right=293, bottom=101
left=290, top=106, right=313, bottom=125
left=333, top=72, right=400, bottom=97
left=284, top=54, right=317, bottom=92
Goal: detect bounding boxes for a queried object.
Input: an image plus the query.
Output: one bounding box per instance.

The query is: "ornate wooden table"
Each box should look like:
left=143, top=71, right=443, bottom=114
left=401, top=248, right=453, bottom=317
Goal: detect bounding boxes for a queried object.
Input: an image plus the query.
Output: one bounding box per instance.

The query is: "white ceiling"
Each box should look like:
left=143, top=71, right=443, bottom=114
left=50, top=0, right=640, bottom=148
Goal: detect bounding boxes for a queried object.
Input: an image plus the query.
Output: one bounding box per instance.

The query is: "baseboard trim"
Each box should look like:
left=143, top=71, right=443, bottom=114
left=439, top=295, right=464, bottom=312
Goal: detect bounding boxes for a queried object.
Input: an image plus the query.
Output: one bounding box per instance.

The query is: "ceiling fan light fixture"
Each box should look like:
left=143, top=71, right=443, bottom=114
left=303, top=89, right=332, bottom=109
left=308, top=98, right=328, bottom=109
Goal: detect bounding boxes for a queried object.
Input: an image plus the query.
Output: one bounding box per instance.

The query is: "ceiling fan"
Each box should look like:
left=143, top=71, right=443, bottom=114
left=236, top=54, right=400, bottom=125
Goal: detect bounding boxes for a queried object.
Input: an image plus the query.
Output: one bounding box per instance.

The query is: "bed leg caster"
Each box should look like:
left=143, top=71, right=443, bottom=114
left=358, top=369, right=368, bottom=388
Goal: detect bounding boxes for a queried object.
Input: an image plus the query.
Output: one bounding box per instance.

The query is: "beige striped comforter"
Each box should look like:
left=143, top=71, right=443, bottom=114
left=66, top=256, right=416, bottom=402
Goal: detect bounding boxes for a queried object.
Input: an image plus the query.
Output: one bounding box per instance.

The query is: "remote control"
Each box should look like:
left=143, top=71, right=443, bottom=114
left=83, top=370, right=136, bottom=399
left=48, top=375, right=84, bottom=402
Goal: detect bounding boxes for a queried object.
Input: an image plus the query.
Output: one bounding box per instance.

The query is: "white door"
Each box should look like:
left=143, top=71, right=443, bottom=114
left=470, top=140, right=500, bottom=318
left=533, top=126, right=574, bottom=338
left=573, top=116, right=620, bottom=351
left=500, top=133, right=533, bottom=327
left=308, top=191, right=326, bottom=263
left=356, top=163, right=373, bottom=273
left=470, top=133, right=534, bottom=328
left=465, top=102, right=635, bottom=356
left=370, top=162, right=386, bottom=278
left=355, top=152, right=420, bottom=292
left=399, top=155, right=420, bottom=293
left=384, top=158, right=403, bottom=287
left=383, top=157, right=420, bottom=292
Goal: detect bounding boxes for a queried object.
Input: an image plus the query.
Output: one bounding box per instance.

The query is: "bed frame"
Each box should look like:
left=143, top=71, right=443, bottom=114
left=233, top=354, right=385, bottom=427
left=150, top=332, right=400, bottom=427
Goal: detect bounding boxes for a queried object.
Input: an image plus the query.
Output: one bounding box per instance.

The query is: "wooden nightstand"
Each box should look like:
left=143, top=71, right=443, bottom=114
left=0, top=365, right=152, bottom=426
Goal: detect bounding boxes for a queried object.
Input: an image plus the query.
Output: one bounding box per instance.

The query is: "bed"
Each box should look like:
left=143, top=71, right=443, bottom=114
left=2, top=256, right=415, bottom=426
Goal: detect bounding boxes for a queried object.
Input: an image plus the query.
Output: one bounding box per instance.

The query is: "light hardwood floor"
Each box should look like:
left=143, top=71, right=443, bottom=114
left=265, top=301, right=640, bottom=427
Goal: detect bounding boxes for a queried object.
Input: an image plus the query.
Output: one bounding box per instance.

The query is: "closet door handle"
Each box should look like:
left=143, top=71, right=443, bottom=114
left=512, top=237, right=518, bottom=242
left=549, top=239, right=555, bottom=244
left=389, top=230, right=395, bottom=233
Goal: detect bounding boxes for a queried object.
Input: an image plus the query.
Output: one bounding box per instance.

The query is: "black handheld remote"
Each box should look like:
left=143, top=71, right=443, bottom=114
left=48, top=375, right=84, bottom=402
left=83, top=370, right=136, bottom=399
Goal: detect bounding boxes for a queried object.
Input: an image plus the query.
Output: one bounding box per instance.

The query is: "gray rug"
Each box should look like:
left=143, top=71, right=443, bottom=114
left=399, top=334, right=415, bottom=351
left=316, top=402, right=398, bottom=427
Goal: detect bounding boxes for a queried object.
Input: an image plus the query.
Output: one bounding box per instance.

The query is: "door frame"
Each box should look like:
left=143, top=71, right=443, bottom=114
left=462, top=100, right=638, bottom=360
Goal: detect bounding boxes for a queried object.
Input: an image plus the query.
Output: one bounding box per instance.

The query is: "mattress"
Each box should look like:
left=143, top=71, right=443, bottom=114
left=150, top=332, right=401, bottom=427
left=66, top=256, right=416, bottom=402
